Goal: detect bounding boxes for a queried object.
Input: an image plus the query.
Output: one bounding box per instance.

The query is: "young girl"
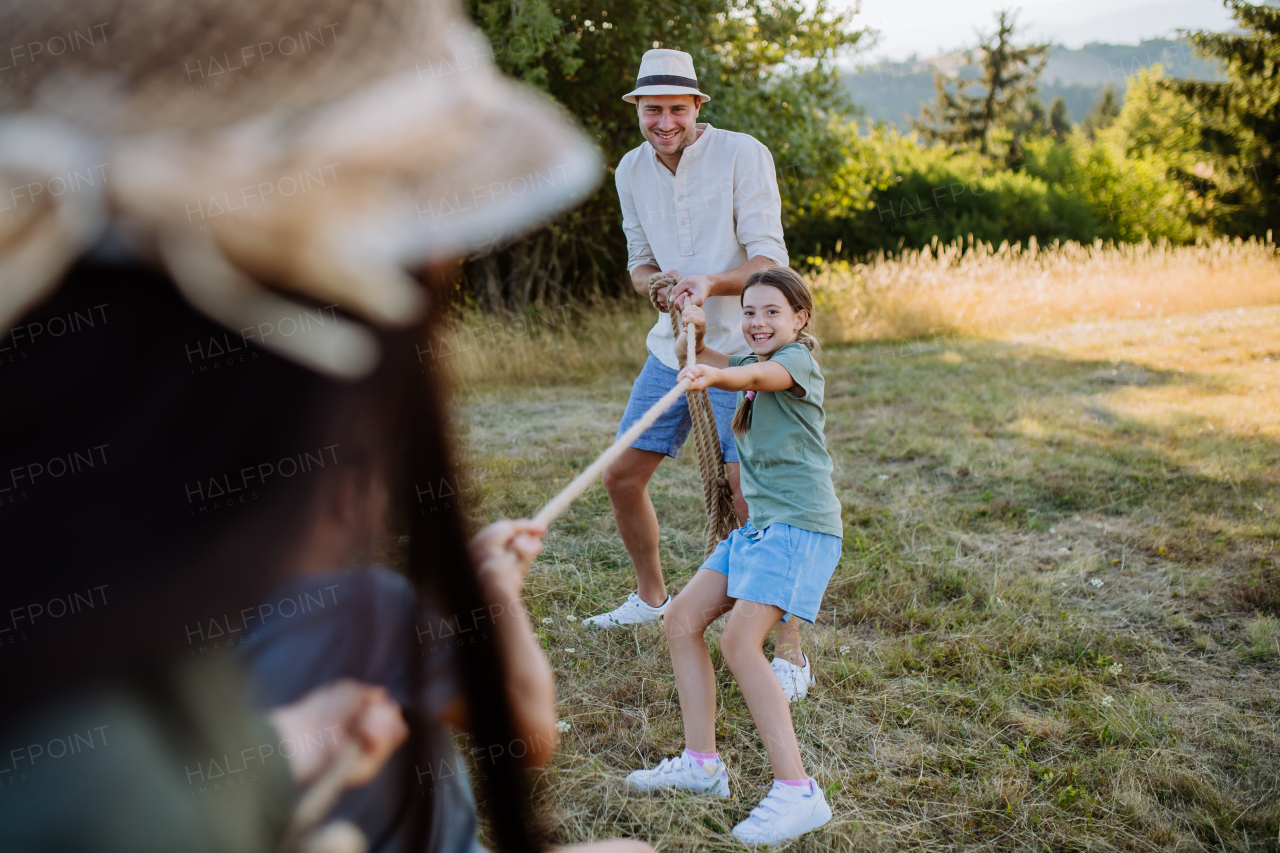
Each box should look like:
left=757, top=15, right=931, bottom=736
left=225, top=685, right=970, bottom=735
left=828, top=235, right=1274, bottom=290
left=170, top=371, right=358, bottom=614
left=625, top=266, right=843, bottom=844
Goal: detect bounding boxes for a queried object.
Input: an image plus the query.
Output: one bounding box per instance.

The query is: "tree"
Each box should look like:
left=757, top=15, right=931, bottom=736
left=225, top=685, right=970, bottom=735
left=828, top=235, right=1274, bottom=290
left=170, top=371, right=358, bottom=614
left=1049, top=95, right=1072, bottom=138
left=460, top=0, right=871, bottom=309
left=1001, top=95, right=1048, bottom=169
left=912, top=10, right=1050, bottom=156
left=1162, top=0, right=1280, bottom=236
left=1103, top=65, right=1211, bottom=235
left=1080, top=83, right=1121, bottom=138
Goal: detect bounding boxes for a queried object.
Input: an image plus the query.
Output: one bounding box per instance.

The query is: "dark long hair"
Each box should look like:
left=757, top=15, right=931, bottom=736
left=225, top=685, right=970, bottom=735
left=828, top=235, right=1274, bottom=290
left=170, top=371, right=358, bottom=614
left=0, top=259, right=538, bottom=852
left=400, top=270, right=540, bottom=853
left=731, top=266, right=819, bottom=436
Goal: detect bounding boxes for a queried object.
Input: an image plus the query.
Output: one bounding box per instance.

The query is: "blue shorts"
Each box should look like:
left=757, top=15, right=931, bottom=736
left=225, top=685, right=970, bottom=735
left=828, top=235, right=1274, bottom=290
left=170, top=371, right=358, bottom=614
left=700, top=521, right=842, bottom=623
left=617, top=353, right=739, bottom=463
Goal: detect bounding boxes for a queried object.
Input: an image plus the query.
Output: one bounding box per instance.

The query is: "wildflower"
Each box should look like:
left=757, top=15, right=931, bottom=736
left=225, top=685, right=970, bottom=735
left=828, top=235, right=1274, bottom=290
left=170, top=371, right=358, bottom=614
left=556, top=720, right=572, bottom=733
left=564, top=648, right=576, bottom=653
left=1058, top=547, right=1070, bottom=553
left=1106, top=662, right=1123, bottom=677
left=541, top=617, right=554, bottom=624
left=1100, top=695, right=1114, bottom=708
left=877, top=474, right=889, bottom=480
left=1090, top=578, right=1103, bottom=588
left=838, top=645, right=851, bottom=655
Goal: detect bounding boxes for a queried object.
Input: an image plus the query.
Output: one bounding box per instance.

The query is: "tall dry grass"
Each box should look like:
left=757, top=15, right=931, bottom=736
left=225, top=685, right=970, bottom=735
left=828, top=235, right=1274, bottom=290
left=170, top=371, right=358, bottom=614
left=443, top=236, right=1280, bottom=388
left=809, top=234, right=1280, bottom=344
left=437, top=301, right=653, bottom=388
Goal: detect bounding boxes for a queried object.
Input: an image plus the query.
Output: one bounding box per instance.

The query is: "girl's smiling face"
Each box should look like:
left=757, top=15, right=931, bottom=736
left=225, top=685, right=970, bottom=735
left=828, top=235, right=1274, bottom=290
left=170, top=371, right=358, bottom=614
left=741, top=284, right=809, bottom=357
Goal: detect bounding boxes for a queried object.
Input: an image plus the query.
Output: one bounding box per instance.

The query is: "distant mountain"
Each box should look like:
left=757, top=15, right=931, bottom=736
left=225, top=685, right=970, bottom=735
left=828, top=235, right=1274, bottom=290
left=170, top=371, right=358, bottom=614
left=843, top=38, right=1224, bottom=130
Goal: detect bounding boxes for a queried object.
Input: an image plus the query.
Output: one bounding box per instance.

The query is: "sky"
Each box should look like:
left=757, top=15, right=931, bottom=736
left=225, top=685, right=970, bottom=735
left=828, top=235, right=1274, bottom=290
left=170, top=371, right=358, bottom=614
left=841, top=0, right=1239, bottom=62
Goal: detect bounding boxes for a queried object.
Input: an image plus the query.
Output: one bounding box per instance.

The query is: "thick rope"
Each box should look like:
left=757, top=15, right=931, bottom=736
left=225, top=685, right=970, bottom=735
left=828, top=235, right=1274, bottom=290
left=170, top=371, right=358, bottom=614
left=532, top=275, right=740, bottom=555
left=645, top=274, right=741, bottom=555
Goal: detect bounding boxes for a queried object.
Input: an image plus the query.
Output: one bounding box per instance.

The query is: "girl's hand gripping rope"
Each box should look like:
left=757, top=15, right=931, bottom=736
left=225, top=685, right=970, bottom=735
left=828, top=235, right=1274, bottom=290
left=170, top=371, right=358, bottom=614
left=678, top=363, right=722, bottom=393
left=674, top=300, right=706, bottom=367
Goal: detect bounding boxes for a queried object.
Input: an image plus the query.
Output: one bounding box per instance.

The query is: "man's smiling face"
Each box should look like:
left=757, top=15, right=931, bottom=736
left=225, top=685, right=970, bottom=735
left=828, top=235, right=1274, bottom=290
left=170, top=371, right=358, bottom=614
left=636, top=95, right=701, bottom=159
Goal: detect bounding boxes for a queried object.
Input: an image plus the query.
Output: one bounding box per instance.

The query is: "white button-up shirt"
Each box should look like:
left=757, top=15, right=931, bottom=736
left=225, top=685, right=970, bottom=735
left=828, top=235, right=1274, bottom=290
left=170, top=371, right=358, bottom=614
left=616, top=124, right=789, bottom=370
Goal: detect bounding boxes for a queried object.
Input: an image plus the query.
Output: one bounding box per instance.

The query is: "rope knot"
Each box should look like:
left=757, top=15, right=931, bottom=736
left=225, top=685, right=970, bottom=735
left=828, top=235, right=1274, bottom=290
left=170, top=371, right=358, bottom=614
left=647, top=272, right=680, bottom=314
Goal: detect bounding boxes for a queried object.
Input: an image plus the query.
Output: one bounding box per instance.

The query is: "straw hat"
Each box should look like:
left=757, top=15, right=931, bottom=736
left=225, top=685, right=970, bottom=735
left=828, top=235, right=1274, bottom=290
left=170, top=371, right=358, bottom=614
left=0, top=0, right=602, bottom=378
left=622, top=49, right=710, bottom=104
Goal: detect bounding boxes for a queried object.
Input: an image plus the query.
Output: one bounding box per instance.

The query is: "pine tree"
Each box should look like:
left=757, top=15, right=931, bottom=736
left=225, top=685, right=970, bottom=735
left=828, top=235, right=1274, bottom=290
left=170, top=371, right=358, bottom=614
left=1004, top=96, right=1047, bottom=169
left=1162, top=0, right=1280, bottom=236
left=1049, top=95, right=1072, bottom=138
left=912, top=10, right=1050, bottom=156
left=1081, top=83, right=1121, bottom=138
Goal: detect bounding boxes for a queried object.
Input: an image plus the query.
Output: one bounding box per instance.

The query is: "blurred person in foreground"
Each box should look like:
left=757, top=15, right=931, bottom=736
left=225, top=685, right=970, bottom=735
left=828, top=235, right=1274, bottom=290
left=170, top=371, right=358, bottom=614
left=0, top=0, right=649, bottom=851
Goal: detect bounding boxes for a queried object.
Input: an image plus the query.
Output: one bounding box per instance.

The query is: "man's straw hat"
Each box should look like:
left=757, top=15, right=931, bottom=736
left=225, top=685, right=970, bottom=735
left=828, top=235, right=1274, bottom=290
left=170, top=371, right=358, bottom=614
left=0, top=0, right=602, bottom=378
left=622, top=49, right=710, bottom=104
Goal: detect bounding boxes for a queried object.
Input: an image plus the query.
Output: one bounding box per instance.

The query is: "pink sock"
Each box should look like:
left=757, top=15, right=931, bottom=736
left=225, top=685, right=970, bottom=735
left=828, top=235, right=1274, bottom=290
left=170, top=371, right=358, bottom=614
left=779, top=777, right=812, bottom=789
left=683, top=748, right=719, bottom=761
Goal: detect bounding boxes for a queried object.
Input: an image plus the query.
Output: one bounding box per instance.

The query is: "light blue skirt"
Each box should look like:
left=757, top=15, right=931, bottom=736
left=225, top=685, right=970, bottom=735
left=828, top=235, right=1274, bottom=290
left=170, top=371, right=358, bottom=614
left=700, top=522, right=842, bottom=623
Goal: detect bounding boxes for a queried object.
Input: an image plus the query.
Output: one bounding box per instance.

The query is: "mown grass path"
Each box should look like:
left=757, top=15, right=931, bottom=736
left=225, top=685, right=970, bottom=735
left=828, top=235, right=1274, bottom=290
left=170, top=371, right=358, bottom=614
left=456, top=306, right=1280, bottom=852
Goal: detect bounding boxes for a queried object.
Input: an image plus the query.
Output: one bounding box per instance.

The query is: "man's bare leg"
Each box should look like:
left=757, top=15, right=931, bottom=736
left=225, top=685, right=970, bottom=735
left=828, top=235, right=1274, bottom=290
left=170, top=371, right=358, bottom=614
left=726, top=462, right=805, bottom=667
left=602, top=447, right=668, bottom=606
left=773, top=619, right=804, bottom=666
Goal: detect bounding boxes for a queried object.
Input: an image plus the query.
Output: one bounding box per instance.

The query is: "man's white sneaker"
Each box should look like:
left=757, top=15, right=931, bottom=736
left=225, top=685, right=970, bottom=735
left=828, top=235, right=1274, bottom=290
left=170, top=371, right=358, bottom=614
left=771, top=653, right=815, bottom=702
left=731, top=780, right=832, bottom=845
left=626, top=753, right=731, bottom=798
left=581, top=593, right=669, bottom=628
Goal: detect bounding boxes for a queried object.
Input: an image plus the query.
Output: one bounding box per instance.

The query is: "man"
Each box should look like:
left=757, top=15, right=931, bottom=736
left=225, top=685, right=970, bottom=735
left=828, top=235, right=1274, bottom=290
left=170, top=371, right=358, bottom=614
left=582, top=49, right=813, bottom=701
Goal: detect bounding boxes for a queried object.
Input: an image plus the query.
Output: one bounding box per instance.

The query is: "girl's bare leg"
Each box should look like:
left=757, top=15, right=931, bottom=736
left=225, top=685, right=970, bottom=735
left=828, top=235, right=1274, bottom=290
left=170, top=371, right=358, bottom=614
left=720, top=600, right=806, bottom=780
left=662, top=569, right=734, bottom=754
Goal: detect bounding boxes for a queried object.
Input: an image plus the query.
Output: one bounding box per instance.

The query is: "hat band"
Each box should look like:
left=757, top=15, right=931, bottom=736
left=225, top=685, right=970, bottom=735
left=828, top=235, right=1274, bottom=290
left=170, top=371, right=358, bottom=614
left=634, top=74, right=700, bottom=89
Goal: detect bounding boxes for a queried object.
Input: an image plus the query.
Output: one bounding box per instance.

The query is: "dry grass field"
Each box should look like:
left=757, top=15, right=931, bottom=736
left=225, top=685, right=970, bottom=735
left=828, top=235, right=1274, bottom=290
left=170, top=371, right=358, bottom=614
left=438, top=239, right=1280, bottom=852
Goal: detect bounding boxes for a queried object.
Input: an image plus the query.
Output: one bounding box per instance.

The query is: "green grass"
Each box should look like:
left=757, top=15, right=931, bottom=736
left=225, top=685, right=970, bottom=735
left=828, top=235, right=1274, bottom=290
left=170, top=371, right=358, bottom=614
left=456, top=304, right=1280, bottom=851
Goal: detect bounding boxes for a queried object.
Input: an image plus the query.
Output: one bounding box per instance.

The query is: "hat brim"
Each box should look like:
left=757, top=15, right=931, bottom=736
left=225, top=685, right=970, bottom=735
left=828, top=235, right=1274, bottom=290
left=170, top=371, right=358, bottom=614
left=622, top=85, right=710, bottom=104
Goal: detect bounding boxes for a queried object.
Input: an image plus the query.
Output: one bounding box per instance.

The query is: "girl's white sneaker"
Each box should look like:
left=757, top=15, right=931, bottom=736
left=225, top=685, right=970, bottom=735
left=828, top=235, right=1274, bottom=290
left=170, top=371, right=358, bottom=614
left=771, top=653, right=815, bottom=702
left=625, top=754, right=732, bottom=798
left=731, top=780, right=832, bottom=845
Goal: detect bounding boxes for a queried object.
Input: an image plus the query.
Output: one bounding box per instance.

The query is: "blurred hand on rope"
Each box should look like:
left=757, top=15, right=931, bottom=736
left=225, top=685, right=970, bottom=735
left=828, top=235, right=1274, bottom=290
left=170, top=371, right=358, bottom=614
left=468, top=519, right=547, bottom=603
left=268, top=679, right=408, bottom=788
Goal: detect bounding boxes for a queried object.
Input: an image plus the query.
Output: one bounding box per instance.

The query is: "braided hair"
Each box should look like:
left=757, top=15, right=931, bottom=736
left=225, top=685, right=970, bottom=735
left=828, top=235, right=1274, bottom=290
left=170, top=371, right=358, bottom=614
left=730, top=266, right=819, bottom=436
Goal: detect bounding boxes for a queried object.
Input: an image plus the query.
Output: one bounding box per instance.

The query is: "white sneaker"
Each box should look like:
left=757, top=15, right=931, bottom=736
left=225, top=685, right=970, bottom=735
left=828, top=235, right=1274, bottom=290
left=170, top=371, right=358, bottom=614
left=771, top=653, right=815, bottom=702
left=581, top=593, right=669, bottom=628
left=732, top=780, right=832, bottom=845
left=626, top=754, right=731, bottom=798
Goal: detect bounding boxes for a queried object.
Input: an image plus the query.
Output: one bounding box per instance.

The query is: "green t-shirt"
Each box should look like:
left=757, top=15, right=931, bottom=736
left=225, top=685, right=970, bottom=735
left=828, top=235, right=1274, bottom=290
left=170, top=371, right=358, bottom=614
left=729, top=342, right=843, bottom=537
